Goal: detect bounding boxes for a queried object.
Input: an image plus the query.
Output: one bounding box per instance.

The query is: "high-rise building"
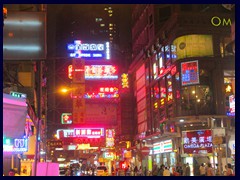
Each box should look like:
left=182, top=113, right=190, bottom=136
left=128, top=4, right=235, bottom=175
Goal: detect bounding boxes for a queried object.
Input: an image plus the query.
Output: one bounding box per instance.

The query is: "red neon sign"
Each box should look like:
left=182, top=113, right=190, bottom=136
left=74, top=128, right=104, bottom=138
left=68, top=65, right=118, bottom=79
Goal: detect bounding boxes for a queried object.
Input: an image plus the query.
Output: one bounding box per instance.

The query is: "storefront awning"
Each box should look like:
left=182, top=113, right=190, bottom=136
left=3, top=93, right=28, bottom=138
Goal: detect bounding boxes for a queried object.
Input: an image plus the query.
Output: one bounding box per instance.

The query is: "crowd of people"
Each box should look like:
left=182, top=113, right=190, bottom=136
left=122, top=162, right=235, bottom=176
left=5, top=162, right=234, bottom=176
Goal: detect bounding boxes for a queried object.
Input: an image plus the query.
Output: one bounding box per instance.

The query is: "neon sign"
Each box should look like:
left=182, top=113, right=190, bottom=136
left=74, top=128, right=104, bottom=138
left=106, top=129, right=115, bottom=148
left=57, top=128, right=104, bottom=138
left=3, top=138, right=28, bottom=152
left=121, top=73, right=129, bottom=88
left=67, top=40, right=110, bottom=60
left=68, top=65, right=118, bottom=79
left=227, top=95, right=235, bottom=116
left=61, top=113, right=73, bottom=124
left=181, top=60, right=200, bottom=86
left=85, top=65, right=118, bottom=79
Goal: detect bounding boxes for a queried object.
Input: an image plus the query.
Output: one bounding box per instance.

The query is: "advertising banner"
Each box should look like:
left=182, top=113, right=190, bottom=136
left=173, top=35, right=213, bottom=60
left=182, top=130, right=213, bottom=154
left=181, top=60, right=200, bottom=86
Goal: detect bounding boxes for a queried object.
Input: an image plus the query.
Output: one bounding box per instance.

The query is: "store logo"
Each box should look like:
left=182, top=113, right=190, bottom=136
left=179, top=42, right=186, bottom=50
left=211, top=16, right=232, bottom=27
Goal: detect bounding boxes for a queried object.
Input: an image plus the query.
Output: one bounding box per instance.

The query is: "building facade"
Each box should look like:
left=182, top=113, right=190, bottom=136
left=128, top=4, right=235, bottom=176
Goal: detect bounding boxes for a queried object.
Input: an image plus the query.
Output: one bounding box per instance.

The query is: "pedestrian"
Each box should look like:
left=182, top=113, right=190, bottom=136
left=133, top=165, right=138, bottom=176
left=111, top=165, right=115, bottom=176
left=185, top=163, right=191, bottom=176
left=163, top=167, right=171, bottom=176
left=199, top=163, right=206, bottom=176
left=182, top=164, right=186, bottom=176
left=125, top=165, right=130, bottom=176
left=152, top=163, right=158, bottom=176
left=176, top=165, right=183, bottom=176
left=226, top=163, right=234, bottom=176
left=206, top=163, right=215, bottom=176
left=8, top=169, right=15, bottom=176
left=157, top=164, right=164, bottom=176
left=143, top=166, right=147, bottom=176
left=138, top=166, right=143, bottom=176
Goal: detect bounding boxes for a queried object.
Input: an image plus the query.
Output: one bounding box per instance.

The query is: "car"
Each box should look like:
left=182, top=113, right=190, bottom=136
left=96, top=166, right=108, bottom=176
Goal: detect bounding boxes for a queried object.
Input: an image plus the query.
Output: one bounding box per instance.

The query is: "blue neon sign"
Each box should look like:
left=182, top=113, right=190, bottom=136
left=67, top=40, right=110, bottom=60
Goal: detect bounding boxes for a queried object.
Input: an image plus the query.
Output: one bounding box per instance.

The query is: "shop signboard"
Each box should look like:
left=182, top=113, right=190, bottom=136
left=182, top=130, right=213, bottom=154
left=153, top=139, right=173, bottom=154
left=172, top=34, right=213, bottom=60
left=67, top=40, right=110, bottom=60
left=181, top=60, right=200, bottom=86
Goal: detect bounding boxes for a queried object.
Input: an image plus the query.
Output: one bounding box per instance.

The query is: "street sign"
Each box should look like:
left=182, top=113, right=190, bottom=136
left=141, top=146, right=150, bottom=156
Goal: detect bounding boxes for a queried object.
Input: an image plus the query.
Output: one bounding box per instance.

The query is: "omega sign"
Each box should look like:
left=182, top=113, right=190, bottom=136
left=211, top=16, right=232, bottom=26
left=182, top=130, right=213, bottom=154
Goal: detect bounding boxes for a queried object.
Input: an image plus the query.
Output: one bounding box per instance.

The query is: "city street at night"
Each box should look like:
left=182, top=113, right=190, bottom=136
left=3, top=4, right=235, bottom=176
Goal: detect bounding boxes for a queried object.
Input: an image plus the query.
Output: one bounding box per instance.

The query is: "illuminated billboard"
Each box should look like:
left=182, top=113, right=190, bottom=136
left=106, top=129, right=115, bottom=148
left=61, top=113, right=73, bottom=124
left=227, top=95, right=235, bottom=116
left=67, top=40, right=110, bottom=60
left=85, top=65, right=118, bottom=79
left=173, top=35, right=213, bottom=60
left=68, top=65, right=118, bottom=79
left=153, top=140, right=173, bottom=154
left=182, top=130, right=213, bottom=154
left=181, top=60, right=200, bottom=86
left=56, top=128, right=104, bottom=138
left=3, top=137, right=28, bottom=152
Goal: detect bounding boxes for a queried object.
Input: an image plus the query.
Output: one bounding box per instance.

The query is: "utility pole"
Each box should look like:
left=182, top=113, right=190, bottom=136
left=33, top=60, right=42, bottom=176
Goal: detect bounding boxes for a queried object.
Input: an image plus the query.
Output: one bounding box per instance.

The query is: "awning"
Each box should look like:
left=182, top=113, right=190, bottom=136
left=3, top=93, right=28, bottom=138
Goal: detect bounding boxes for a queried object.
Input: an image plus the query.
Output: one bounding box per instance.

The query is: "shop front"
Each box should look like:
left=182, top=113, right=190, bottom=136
left=152, top=139, right=176, bottom=168
left=181, top=129, right=214, bottom=176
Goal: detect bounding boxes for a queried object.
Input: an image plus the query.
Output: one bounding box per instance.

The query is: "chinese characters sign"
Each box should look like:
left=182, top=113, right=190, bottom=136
left=182, top=130, right=213, bottom=154
left=67, top=40, right=110, bottom=60
left=68, top=65, right=118, bottom=79
left=57, top=128, right=104, bottom=138
left=106, top=129, right=115, bottom=148
left=181, top=60, right=200, bottom=86
left=74, top=128, right=104, bottom=138
left=85, top=65, right=118, bottom=79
